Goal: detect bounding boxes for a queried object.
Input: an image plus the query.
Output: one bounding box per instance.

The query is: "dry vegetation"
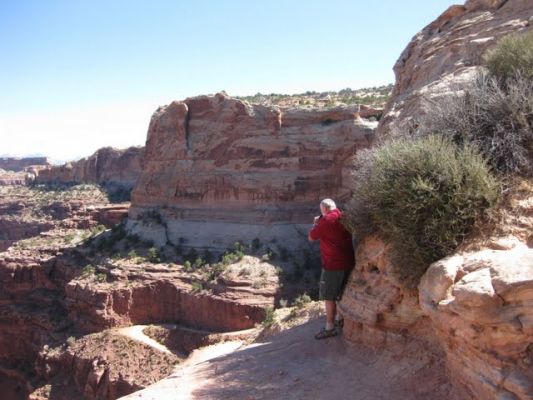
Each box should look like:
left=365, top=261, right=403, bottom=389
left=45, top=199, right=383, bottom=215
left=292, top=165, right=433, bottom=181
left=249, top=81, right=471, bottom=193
left=236, top=84, right=393, bottom=109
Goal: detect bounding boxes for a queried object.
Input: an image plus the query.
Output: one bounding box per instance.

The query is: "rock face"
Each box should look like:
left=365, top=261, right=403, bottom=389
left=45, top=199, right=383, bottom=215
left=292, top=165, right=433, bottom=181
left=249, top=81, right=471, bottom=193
left=0, top=169, right=28, bottom=186
left=127, top=93, right=376, bottom=252
left=65, top=266, right=272, bottom=333
left=340, top=2, right=533, bottom=399
left=377, top=0, right=533, bottom=138
left=340, top=233, right=533, bottom=400
left=419, top=240, right=533, bottom=400
left=0, top=157, right=49, bottom=172
left=36, top=146, right=144, bottom=193
left=339, top=235, right=434, bottom=348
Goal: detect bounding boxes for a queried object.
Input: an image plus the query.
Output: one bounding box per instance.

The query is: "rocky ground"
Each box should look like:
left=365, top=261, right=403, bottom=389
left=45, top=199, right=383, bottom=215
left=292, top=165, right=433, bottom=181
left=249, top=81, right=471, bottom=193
left=119, top=305, right=454, bottom=400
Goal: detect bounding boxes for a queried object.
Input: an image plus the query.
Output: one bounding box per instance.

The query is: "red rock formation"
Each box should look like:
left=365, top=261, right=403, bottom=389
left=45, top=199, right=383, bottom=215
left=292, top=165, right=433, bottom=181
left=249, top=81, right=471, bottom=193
left=0, top=169, right=27, bottom=186
left=36, top=146, right=144, bottom=191
left=339, top=235, right=434, bottom=348
left=0, top=157, right=49, bottom=172
left=419, top=239, right=533, bottom=399
left=128, top=93, right=376, bottom=251
left=31, top=331, right=177, bottom=400
left=377, top=0, right=532, bottom=138
left=91, top=204, right=130, bottom=227
left=65, top=270, right=272, bottom=333
left=340, top=2, right=533, bottom=399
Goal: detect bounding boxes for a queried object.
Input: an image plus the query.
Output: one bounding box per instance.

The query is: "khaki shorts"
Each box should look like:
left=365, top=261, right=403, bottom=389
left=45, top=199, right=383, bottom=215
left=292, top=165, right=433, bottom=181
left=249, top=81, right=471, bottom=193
left=319, top=268, right=351, bottom=301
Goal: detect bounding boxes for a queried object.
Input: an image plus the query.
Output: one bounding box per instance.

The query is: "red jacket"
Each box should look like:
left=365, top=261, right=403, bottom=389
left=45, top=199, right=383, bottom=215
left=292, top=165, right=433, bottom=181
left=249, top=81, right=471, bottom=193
left=309, top=209, right=354, bottom=271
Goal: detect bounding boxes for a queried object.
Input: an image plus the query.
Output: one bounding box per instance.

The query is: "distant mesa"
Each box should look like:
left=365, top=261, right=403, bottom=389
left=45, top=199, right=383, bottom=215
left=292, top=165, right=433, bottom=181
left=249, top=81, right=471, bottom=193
left=34, top=146, right=145, bottom=201
left=0, top=157, right=50, bottom=186
left=0, top=156, right=49, bottom=172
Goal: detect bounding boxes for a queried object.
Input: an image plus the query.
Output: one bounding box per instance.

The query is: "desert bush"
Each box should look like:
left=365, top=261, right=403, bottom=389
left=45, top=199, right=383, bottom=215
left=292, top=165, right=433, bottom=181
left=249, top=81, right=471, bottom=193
left=190, top=280, right=204, bottom=293
left=483, top=31, right=533, bottom=85
left=344, top=135, right=500, bottom=285
left=421, top=73, right=533, bottom=176
left=147, top=247, right=160, bottom=263
left=193, top=257, right=205, bottom=269
left=220, top=242, right=245, bottom=265
left=183, top=260, right=192, bottom=272
left=81, top=264, right=96, bottom=277
left=262, top=306, right=275, bottom=328
left=293, top=293, right=311, bottom=308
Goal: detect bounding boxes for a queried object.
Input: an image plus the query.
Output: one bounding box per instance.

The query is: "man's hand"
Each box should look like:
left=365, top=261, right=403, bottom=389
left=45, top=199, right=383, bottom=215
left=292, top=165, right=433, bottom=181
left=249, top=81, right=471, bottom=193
left=313, top=216, right=321, bottom=225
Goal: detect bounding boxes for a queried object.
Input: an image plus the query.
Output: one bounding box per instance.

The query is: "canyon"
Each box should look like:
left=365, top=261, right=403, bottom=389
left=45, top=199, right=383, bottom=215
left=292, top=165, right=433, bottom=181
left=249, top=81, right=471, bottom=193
left=0, top=0, right=532, bottom=399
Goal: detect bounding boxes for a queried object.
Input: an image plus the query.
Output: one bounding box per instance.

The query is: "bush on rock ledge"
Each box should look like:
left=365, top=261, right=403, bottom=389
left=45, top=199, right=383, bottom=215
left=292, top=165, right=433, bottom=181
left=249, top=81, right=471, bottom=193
left=343, top=135, right=500, bottom=286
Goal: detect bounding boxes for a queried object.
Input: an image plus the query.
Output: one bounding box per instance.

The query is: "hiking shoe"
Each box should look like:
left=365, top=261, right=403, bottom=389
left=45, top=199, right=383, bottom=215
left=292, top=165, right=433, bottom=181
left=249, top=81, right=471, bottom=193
left=314, top=327, right=338, bottom=340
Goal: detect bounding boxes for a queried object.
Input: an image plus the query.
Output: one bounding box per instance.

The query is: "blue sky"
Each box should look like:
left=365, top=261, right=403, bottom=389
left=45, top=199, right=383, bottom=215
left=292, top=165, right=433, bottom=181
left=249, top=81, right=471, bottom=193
left=0, top=0, right=458, bottom=162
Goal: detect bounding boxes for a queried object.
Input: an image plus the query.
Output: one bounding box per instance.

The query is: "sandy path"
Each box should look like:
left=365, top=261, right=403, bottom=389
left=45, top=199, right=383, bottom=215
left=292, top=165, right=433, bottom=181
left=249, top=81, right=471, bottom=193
left=119, top=318, right=454, bottom=400
left=115, top=325, right=174, bottom=355
left=119, top=340, right=245, bottom=400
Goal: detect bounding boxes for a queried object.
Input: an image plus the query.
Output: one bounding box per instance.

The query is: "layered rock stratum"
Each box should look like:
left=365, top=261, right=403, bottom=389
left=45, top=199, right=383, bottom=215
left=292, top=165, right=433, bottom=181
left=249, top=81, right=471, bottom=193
left=377, top=0, right=532, bottom=138
left=36, top=146, right=144, bottom=196
left=127, top=94, right=376, bottom=253
left=0, top=157, right=49, bottom=172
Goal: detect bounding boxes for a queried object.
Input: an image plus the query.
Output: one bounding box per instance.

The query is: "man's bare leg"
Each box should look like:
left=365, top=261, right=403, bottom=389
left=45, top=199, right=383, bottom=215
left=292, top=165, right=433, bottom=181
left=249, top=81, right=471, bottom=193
left=325, top=300, right=336, bottom=330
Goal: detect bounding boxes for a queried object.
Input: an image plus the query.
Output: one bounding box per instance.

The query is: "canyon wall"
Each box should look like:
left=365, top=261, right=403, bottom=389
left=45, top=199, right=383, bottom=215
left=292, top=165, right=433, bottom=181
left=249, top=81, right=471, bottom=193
left=127, top=94, right=376, bottom=252
left=36, top=146, right=144, bottom=192
left=341, top=1, right=533, bottom=399
left=0, top=157, right=49, bottom=172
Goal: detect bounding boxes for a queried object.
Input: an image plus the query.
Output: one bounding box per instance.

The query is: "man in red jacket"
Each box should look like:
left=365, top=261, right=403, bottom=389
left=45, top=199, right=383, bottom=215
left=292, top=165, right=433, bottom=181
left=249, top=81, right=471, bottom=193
left=308, top=198, right=354, bottom=339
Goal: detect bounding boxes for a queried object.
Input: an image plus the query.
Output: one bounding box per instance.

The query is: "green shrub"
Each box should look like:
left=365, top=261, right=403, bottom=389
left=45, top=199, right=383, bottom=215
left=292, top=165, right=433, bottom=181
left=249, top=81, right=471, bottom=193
left=191, top=280, right=204, bottom=293
left=193, top=257, right=205, bottom=269
left=483, top=31, right=533, bottom=85
left=81, top=264, right=96, bottom=277
left=147, top=247, right=160, bottom=263
left=293, top=293, right=311, bottom=308
left=220, top=243, right=245, bottom=266
left=90, top=224, right=106, bottom=236
left=421, top=73, right=533, bottom=176
left=183, top=260, right=192, bottom=272
left=262, top=306, right=275, bottom=328
left=344, top=135, right=499, bottom=285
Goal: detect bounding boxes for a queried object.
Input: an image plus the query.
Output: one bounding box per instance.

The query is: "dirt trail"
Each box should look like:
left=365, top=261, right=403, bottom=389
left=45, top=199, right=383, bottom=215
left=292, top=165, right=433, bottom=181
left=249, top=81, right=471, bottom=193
left=115, top=325, right=175, bottom=355
left=119, top=318, right=454, bottom=400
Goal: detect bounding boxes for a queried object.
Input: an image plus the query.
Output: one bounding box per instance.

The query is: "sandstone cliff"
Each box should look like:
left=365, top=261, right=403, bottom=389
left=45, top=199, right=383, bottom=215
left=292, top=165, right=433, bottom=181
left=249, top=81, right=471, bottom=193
left=340, top=1, right=533, bottom=399
left=36, top=146, right=144, bottom=196
left=377, top=0, right=532, bottom=138
left=127, top=93, right=376, bottom=252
